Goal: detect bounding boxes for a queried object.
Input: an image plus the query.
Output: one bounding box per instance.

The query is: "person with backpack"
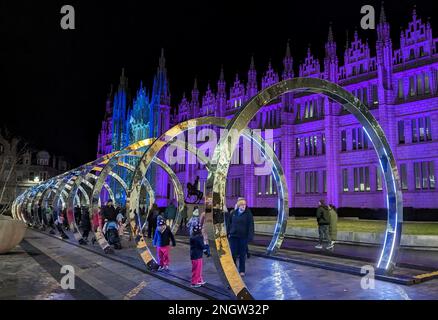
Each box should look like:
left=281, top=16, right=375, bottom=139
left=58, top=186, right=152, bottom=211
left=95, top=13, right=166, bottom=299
left=147, top=203, right=160, bottom=239
left=315, top=200, right=333, bottom=250
left=227, top=198, right=254, bottom=277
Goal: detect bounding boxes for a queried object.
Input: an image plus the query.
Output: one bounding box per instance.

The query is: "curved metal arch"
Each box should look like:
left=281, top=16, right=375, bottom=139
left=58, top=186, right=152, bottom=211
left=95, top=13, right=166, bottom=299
left=127, top=117, right=287, bottom=274
left=205, top=77, right=403, bottom=300
left=88, top=138, right=185, bottom=252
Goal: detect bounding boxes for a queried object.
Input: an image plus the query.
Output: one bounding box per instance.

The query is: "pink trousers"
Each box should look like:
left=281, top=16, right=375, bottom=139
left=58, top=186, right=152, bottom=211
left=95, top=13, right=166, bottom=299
left=157, top=246, right=170, bottom=267
left=191, top=258, right=204, bottom=285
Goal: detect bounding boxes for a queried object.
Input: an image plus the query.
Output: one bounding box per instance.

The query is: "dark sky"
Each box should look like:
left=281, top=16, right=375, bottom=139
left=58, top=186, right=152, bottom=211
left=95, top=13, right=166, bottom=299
left=0, top=0, right=436, bottom=166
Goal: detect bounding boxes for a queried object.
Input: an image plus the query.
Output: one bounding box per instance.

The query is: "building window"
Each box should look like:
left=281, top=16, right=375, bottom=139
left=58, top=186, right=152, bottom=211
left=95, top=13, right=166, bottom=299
left=304, top=138, right=309, bottom=156
left=257, top=176, right=262, bottom=195
left=417, top=74, right=424, bottom=96
left=412, top=119, right=418, bottom=143
left=305, top=172, right=310, bottom=194
left=323, top=170, right=327, bottom=193
left=296, top=138, right=300, bottom=157
left=398, top=79, right=404, bottom=99
left=419, top=118, right=425, bottom=142
left=312, top=136, right=318, bottom=156
left=430, top=161, right=436, bottom=189
left=341, top=130, right=347, bottom=152
left=363, top=128, right=369, bottom=149
left=342, top=169, right=349, bottom=192
left=426, top=117, right=432, bottom=141
left=357, top=128, right=363, bottom=150
left=400, top=164, right=408, bottom=190
left=295, top=172, right=301, bottom=194
left=376, top=166, right=383, bottom=191
left=352, top=129, right=357, bottom=150
left=322, top=134, right=326, bottom=155
left=29, top=172, right=35, bottom=181
left=305, top=171, right=318, bottom=194
left=398, top=121, right=405, bottom=144
left=425, top=73, right=430, bottom=94
left=354, top=167, right=370, bottom=192
left=414, top=162, right=421, bottom=190
left=372, top=84, right=378, bottom=105
left=409, top=76, right=415, bottom=96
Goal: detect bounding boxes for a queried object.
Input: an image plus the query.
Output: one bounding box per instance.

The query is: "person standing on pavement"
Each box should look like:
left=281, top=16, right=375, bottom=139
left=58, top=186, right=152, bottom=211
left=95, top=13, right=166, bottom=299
left=328, top=204, right=338, bottom=247
left=227, top=198, right=254, bottom=277
left=164, top=200, right=177, bottom=227
left=316, top=200, right=333, bottom=250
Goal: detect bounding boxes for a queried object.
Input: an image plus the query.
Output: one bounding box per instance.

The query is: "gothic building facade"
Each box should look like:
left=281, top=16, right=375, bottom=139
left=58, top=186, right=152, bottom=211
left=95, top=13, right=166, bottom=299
left=97, top=7, right=438, bottom=212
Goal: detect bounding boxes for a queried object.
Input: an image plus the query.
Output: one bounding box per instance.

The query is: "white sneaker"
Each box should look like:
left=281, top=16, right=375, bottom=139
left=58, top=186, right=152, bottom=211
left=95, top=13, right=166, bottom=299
left=326, top=244, right=334, bottom=250
left=191, top=283, right=201, bottom=288
left=315, top=244, right=323, bottom=249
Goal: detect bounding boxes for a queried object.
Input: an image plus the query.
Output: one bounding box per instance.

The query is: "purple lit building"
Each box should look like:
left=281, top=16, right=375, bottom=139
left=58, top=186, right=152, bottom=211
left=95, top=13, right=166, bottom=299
left=98, top=7, right=438, bottom=214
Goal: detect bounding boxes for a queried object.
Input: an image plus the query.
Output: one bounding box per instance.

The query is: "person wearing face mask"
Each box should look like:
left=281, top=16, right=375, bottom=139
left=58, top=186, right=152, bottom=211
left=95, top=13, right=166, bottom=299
left=227, top=197, right=254, bottom=277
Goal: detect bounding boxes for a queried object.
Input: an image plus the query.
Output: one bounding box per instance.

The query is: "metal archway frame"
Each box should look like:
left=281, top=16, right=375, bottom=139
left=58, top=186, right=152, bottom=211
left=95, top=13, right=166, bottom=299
left=89, top=139, right=185, bottom=253
left=126, top=116, right=288, bottom=273
left=205, top=77, right=403, bottom=300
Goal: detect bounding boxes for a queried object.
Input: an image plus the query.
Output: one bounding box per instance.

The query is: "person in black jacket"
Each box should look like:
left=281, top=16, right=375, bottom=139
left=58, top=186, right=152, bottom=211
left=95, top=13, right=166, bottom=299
left=227, top=198, right=254, bottom=277
left=80, top=207, right=92, bottom=242
left=315, top=200, right=333, bottom=249
left=101, top=200, right=117, bottom=222
left=190, top=223, right=206, bottom=287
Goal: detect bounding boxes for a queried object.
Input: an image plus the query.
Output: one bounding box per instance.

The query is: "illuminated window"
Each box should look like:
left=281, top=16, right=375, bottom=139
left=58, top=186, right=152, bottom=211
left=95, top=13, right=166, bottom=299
left=323, top=170, right=327, bottom=193
left=425, top=73, right=430, bottom=94
left=398, top=79, right=404, bottom=99
left=257, top=176, right=262, bottom=195
left=409, top=76, right=415, bottom=96
left=322, top=134, right=326, bottom=155
left=417, top=74, right=424, bottom=95
left=341, top=130, right=347, bottom=152
left=342, top=169, right=349, bottom=192
left=426, top=117, right=432, bottom=141
left=400, top=164, right=408, bottom=190
left=376, top=166, right=383, bottom=191
left=295, top=172, right=301, bottom=194
left=352, top=129, right=357, bottom=150
left=398, top=121, right=405, bottom=144
left=412, top=119, right=418, bottom=143
left=296, top=138, right=300, bottom=157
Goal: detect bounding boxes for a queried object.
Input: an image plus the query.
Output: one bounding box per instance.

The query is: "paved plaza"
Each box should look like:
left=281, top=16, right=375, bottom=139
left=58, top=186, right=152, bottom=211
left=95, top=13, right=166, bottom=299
left=1, top=229, right=438, bottom=300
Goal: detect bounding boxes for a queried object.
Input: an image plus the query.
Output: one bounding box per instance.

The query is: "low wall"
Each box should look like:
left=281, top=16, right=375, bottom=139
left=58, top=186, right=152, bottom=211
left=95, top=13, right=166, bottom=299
left=0, top=215, right=27, bottom=254
left=254, top=223, right=438, bottom=249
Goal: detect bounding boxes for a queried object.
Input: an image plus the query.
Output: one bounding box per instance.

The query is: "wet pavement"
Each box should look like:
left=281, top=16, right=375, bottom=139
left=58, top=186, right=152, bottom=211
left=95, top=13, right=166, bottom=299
left=1, top=228, right=438, bottom=300
left=252, top=234, right=438, bottom=271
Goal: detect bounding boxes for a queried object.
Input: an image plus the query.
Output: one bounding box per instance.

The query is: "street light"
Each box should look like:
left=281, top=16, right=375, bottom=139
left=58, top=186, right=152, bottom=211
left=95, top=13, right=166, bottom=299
left=34, top=176, right=40, bottom=183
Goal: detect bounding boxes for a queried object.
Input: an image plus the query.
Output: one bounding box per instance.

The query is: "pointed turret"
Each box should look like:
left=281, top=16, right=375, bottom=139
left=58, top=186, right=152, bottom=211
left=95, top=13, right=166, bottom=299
left=247, top=55, right=258, bottom=98
left=283, top=39, right=294, bottom=80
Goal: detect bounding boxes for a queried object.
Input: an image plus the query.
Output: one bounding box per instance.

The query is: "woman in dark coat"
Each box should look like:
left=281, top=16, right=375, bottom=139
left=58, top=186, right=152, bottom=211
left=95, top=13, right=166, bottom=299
left=227, top=198, right=254, bottom=277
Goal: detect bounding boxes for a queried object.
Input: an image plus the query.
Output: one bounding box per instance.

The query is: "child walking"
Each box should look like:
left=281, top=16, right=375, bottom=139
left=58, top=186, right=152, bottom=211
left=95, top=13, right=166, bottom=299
left=190, top=223, right=206, bottom=287
left=153, top=218, right=176, bottom=271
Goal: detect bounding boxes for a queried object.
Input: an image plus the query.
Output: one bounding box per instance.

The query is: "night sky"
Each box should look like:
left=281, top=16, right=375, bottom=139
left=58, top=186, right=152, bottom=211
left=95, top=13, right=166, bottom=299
left=0, top=0, right=436, bottom=166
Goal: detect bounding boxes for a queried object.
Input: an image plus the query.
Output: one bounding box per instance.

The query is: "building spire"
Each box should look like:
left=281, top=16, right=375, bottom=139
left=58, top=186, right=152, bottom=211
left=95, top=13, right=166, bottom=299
left=285, top=39, right=291, bottom=57
left=220, top=65, right=225, bottom=81
left=159, top=48, right=166, bottom=71
left=193, top=77, right=198, bottom=90
left=380, top=2, right=386, bottom=24
left=328, top=22, right=334, bottom=42
left=250, top=55, right=255, bottom=69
